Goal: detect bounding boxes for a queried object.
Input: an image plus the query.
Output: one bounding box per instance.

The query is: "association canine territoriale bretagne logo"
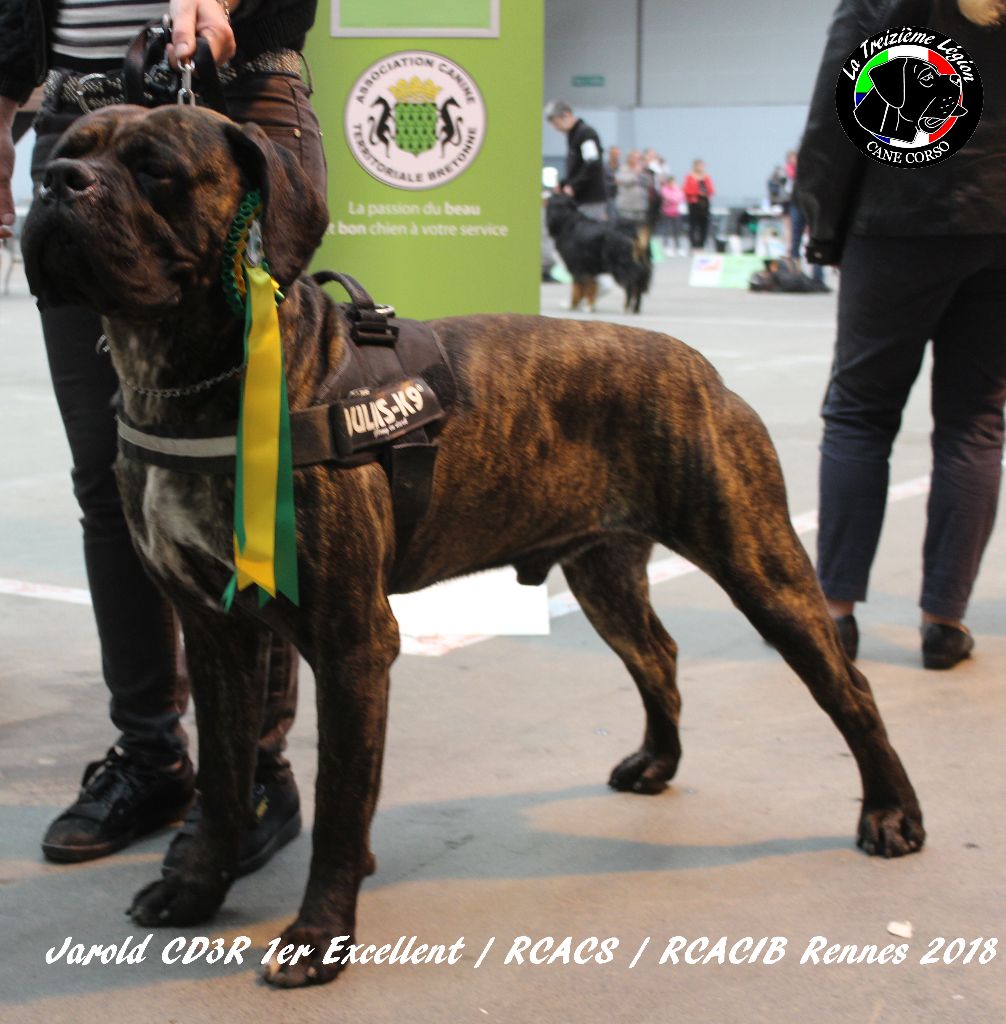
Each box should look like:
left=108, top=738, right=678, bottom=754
left=834, top=27, right=982, bottom=167
left=345, top=52, right=487, bottom=190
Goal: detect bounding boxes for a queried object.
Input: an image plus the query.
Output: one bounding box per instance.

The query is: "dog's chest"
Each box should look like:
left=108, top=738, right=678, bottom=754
left=127, top=464, right=232, bottom=604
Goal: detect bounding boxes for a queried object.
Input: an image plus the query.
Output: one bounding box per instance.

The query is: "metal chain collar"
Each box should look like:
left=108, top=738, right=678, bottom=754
left=92, top=190, right=273, bottom=400
left=97, top=334, right=246, bottom=399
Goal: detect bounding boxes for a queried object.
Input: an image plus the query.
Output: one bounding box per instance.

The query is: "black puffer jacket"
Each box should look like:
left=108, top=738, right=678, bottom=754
left=562, top=118, right=608, bottom=205
left=796, top=0, right=1006, bottom=263
left=0, top=0, right=317, bottom=102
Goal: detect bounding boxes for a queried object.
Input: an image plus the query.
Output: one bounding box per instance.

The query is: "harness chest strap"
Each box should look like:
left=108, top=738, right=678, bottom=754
left=117, top=311, right=456, bottom=554
left=117, top=366, right=445, bottom=472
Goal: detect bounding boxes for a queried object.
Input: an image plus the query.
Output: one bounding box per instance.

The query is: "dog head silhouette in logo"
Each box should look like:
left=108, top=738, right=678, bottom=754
left=854, top=58, right=967, bottom=142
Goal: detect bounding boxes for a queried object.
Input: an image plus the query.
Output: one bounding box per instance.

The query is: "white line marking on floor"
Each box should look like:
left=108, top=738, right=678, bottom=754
left=0, top=578, right=92, bottom=605
left=1, top=475, right=934, bottom=658
left=552, top=312, right=836, bottom=331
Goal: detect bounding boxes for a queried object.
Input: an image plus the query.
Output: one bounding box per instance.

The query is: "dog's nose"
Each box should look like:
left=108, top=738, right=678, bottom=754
left=40, top=159, right=98, bottom=202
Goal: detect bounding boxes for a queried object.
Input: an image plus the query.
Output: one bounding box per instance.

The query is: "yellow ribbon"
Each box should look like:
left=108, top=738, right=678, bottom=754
left=233, top=264, right=284, bottom=597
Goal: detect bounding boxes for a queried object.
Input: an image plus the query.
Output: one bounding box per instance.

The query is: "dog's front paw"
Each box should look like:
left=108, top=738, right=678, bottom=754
left=857, top=805, right=926, bottom=858
left=128, top=872, right=229, bottom=926
left=261, top=923, right=349, bottom=988
left=609, top=748, right=679, bottom=794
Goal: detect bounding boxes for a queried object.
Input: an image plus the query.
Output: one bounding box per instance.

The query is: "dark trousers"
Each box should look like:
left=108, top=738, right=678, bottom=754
left=31, top=73, right=326, bottom=769
left=818, top=234, right=1006, bottom=621
left=658, top=214, right=682, bottom=249
left=687, top=200, right=709, bottom=249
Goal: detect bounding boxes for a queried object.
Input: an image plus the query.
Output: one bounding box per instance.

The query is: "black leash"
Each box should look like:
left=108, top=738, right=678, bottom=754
left=124, top=17, right=229, bottom=115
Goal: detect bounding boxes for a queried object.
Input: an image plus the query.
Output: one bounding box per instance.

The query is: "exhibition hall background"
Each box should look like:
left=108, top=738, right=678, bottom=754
left=543, top=0, right=839, bottom=206
left=11, top=0, right=839, bottom=212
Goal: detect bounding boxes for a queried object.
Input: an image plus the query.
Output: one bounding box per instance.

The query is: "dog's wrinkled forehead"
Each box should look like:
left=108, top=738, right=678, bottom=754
left=53, top=104, right=236, bottom=175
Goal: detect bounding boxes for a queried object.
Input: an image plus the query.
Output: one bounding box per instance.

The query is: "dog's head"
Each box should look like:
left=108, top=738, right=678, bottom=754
left=23, top=105, right=329, bottom=316
left=545, top=191, right=580, bottom=238
left=869, top=58, right=967, bottom=132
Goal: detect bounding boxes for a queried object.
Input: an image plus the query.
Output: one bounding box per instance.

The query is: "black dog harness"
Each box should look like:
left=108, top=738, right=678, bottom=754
left=117, top=272, right=456, bottom=554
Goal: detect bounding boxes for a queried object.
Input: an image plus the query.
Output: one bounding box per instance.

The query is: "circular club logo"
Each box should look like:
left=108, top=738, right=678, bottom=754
left=835, top=27, right=982, bottom=167
left=344, top=52, right=487, bottom=191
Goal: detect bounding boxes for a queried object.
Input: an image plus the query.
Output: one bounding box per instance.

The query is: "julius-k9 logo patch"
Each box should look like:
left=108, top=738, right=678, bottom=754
left=333, top=377, right=444, bottom=456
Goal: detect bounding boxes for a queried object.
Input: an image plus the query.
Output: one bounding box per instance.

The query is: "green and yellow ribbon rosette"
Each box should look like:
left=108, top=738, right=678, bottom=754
left=221, top=190, right=299, bottom=610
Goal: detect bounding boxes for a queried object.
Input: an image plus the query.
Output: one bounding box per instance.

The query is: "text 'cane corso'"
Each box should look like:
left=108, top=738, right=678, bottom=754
left=23, top=105, right=923, bottom=988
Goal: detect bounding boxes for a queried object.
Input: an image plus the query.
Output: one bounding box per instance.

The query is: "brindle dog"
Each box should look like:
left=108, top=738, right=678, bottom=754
left=23, top=105, right=924, bottom=988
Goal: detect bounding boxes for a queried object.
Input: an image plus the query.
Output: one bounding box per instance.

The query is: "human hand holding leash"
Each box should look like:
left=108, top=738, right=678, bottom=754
left=0, top=97, right=16, bottom=241
left=168, top=0, right=238, bottom=67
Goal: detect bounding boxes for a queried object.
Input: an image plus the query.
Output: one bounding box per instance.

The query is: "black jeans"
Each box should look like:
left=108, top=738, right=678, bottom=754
left=687, top=199, right=709, bottom=249
left=31, top=72, right=326, bottom=768
left=818, top=234, right=1006, bottom=621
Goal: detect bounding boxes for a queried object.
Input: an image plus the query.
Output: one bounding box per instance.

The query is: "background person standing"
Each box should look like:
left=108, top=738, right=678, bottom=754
left=796, top=0, right=1006, bottom=669
left=683, top=158, right=714, bottom=251
left=544, top=99, right=608, bottom=221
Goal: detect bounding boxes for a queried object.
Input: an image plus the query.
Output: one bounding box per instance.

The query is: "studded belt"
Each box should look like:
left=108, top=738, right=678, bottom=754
left=44, top=49, right=303, bottom=114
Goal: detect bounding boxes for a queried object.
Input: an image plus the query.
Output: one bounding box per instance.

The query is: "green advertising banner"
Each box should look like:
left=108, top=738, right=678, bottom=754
left=304, top=1, right=543, bottom=319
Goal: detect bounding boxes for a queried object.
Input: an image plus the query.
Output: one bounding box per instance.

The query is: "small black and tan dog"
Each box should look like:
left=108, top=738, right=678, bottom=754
left=24, top=106, right=923, bottom=989
left=545, top=192, right=652, bottom=313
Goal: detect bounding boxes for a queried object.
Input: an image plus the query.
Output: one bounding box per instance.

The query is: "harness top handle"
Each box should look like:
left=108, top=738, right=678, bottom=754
left=124, top=19, right=229, bottom=115
left=312, top=270, right=399, bottom=346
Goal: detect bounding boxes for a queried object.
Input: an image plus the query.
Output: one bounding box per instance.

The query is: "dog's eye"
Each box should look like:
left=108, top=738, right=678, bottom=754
left=133, top=163, right=179, bottom=198
left=135, top=162, right=172, bottom=183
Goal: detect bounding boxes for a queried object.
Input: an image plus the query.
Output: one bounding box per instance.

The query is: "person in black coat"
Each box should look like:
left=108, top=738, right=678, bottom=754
left=545, top=99, right=609, bottom=221
left=796, top=0, right=1006, bottom=669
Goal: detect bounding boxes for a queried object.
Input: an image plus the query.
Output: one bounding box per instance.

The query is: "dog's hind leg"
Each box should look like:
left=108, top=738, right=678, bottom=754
left=561, top=534, right=682, bottom=794
left=129, top=612, right=270, bottom=926
left=708, top=542, right=923, bottom=857
left=667, top=402, right=924, bottom=857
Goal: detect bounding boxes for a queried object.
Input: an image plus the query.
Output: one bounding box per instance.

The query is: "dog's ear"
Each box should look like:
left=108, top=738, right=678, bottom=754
left=869, top=59, right=908, bottom=108
left=223, top=121, right=330, bottom=286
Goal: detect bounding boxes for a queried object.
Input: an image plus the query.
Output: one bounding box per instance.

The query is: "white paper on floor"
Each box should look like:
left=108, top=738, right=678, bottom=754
left=390, top=567, right=550, bottom=638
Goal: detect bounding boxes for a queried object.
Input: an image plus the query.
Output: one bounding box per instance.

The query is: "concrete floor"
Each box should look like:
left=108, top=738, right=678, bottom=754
left=1, top=257, right=1003, bottom=1024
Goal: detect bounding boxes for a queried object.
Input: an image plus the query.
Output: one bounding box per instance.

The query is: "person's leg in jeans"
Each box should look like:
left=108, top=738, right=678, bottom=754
left=41, top=305, right=188, bottom=764
left=923, top=247, right=1006, bottom=625
left=818, top=239, right=958, bottom=614
left=33, top=112, right=196, bottom=861
left=817, top=236, right=1000, bottom=659
left=669, top=214, right=682, bottom=254
left=687, top=203, right=700, bottom=249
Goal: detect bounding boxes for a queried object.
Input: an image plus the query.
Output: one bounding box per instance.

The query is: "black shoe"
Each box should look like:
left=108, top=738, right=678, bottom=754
left=921, top=622, right=974, bottom=670
left=834, top=614, right=859, bottom=661
left=162, top=772, right=301, bottom=878
left=42, top=748, right=195, bottom=864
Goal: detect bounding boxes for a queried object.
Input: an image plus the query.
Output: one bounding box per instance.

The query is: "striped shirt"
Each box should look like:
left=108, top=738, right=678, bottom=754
left=52, top=0, right=167, bottom=70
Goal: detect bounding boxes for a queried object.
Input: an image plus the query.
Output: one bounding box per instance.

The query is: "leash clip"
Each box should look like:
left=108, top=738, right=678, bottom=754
left=177, top=60, right=196, bottom=105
